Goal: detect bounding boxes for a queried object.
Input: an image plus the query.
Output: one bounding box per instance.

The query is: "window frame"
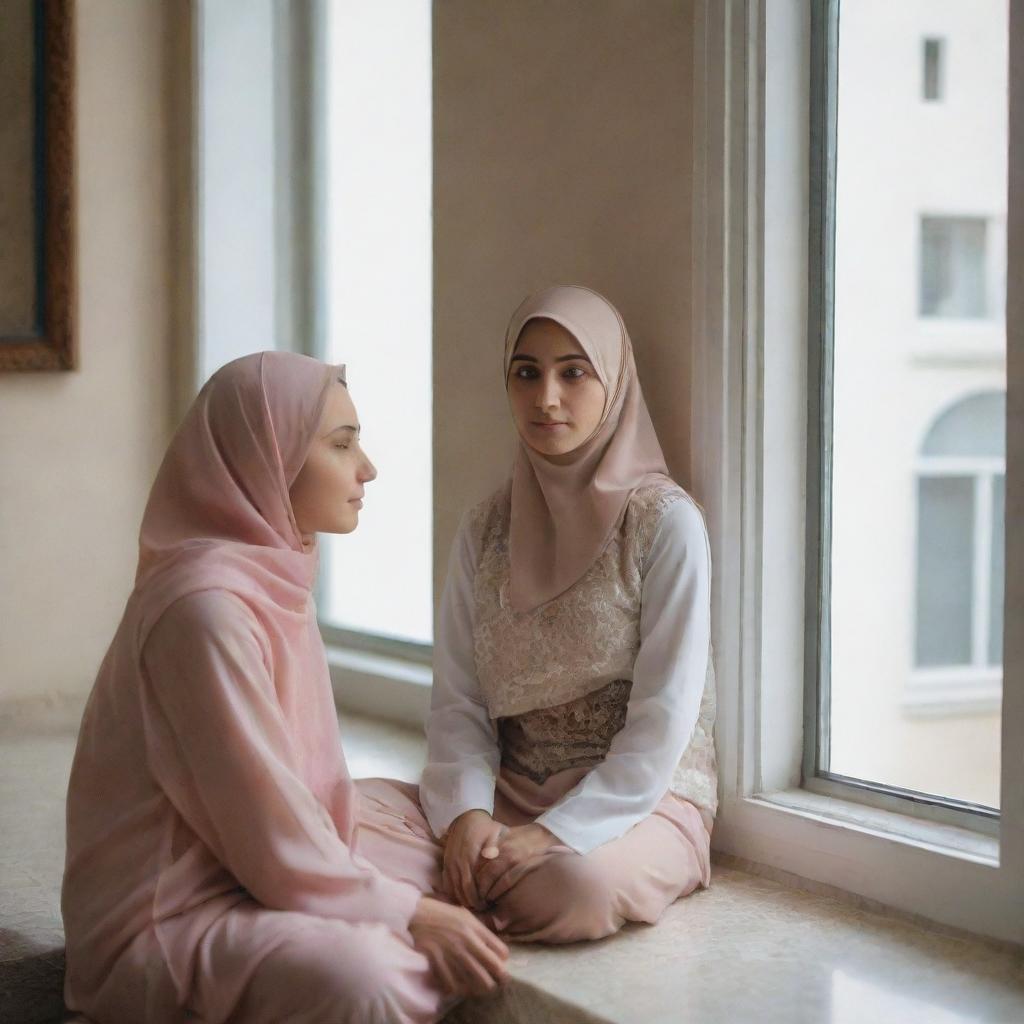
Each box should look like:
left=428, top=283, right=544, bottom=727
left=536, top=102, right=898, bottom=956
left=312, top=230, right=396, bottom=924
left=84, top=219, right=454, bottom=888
left=691, top=0, right=1023, bottom=944
left=182, top=0, right=435, bottom=721
left=302, top=0, right=436, bottom=689
left=318, top=622, right=433, bottom=666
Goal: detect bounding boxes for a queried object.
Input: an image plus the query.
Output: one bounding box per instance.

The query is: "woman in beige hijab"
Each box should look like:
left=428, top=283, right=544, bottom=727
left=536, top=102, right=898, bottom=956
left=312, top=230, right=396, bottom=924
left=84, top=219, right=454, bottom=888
left=420, top=285, right=718, bottom=942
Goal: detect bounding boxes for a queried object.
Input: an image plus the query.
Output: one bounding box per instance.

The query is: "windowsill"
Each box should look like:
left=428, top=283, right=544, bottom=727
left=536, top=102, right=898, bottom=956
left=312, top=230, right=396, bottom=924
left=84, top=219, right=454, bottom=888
left=907, top=320, right=1006, bottom=369
left=751, top=788, right=999, bottom=866
left=901, top=670, right=1002, bottom=717
left=907, top=318, right=1005, bottom=366
left=914, top=315, right=1005, bottom=329
left=326, top=643, right=432, bottom=730
left=4, top=706, right=1020, bottom=1024
left=909, top=348, right=1006, bottom=369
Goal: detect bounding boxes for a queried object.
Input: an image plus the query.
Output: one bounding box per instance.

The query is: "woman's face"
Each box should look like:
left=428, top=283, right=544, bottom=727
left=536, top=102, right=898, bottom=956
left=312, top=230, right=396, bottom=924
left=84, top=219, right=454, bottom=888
left=506, top=318, right=607, bottom=459
left=289, top=382, right=377, bottom=538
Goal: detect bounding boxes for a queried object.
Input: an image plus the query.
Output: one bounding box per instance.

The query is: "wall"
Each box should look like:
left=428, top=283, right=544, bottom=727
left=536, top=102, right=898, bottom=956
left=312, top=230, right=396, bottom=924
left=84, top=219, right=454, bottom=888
left=0, top=0, right=179, bottom=704
left=432, top=0, right=695, bottom=602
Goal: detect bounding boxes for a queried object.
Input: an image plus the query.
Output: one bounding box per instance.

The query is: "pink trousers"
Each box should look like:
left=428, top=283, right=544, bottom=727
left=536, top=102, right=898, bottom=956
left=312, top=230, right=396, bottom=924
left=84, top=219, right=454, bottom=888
left=180, top=780, right=450, bottom=1024
left=354, top=766, right=711, bottom=947
left=480, top=765, right=711, bottom=943
left=170, top=772, right=709, bottom=1023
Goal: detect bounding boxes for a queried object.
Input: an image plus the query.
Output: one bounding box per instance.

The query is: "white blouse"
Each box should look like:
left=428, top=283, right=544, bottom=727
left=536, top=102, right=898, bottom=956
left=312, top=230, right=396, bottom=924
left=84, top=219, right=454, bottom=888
left=420, top=488, right=715, bottom=855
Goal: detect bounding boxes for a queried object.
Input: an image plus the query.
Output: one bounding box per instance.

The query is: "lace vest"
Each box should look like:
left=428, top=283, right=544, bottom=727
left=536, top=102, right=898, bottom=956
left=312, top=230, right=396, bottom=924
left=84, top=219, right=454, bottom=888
left=466, top=482, right=719, bottom=822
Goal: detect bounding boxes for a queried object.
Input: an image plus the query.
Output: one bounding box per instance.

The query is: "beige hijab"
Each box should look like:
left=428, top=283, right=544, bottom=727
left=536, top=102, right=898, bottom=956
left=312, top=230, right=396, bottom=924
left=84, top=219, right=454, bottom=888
left=503, top=285, right=672, bottom=612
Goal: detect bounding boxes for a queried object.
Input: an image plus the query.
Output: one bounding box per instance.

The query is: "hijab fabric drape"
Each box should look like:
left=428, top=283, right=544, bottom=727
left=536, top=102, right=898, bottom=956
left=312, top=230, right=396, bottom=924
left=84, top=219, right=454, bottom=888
left=134, top=351, right=340, bottom=637
left=502, top=285, right=673, bottom=613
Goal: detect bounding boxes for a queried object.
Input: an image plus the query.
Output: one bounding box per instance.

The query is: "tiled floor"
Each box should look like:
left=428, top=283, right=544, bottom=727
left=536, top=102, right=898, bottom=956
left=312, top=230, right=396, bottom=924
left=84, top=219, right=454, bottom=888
left=3, top=710, right=1023, bottom=1024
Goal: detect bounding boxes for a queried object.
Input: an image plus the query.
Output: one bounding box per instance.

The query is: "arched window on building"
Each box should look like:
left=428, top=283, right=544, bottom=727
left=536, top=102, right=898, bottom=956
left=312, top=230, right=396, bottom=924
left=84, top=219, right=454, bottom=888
left=910, top=391, right=1005, bottom=712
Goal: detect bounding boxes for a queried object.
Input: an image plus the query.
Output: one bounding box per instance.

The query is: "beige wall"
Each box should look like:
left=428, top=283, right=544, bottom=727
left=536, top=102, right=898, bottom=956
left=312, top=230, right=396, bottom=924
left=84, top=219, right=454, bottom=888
left=432, top=0, right=695, bottom=602
left=0, top=1, right=180, bottom=702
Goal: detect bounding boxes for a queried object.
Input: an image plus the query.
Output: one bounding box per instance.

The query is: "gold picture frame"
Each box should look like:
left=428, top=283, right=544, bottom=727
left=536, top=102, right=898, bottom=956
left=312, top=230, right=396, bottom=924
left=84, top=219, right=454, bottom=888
left=0, top=0, right=76, bottom=372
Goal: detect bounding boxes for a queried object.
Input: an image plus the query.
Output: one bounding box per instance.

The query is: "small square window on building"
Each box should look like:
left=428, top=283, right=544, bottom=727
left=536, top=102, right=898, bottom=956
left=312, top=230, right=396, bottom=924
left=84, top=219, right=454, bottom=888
left=919, top=216, right=988, bottom=318
left=923, top=37, right=945, bottom=101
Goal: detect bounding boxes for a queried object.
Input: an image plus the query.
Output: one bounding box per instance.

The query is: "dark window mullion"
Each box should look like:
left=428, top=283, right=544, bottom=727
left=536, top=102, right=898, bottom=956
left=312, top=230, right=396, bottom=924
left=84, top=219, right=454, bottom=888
left=803, top=0, right=841, bottom=785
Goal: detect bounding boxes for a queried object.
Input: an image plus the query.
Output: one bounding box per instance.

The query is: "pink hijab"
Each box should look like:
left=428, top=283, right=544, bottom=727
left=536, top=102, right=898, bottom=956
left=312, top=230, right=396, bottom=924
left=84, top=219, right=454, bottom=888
left=128, top=350, right=349, bottom=806
left=503, top=285, right=673, bottom=612
left=132, top=350, right=342, bottom=646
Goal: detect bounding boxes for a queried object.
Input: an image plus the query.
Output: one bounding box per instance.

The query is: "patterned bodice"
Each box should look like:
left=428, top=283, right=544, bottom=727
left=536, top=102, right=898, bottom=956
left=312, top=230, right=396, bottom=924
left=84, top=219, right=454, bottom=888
left=465, top=482, right=719, bottom=821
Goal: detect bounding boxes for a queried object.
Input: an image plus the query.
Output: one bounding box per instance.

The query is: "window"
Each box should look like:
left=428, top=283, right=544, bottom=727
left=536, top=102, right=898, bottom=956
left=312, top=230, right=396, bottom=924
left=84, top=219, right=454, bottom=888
left=195, top=2, right=279, bottom=383
left=920, top=217, right=989, bottom=318
left=317, top=0, right=433, bottom=649
left=693, top=0, right=1021, bottom=945
left=923, top=37, right=945, bottom=101
left=825, top=3, right=1006, bottom=811
left=914, top=392, right=1005, bottom=670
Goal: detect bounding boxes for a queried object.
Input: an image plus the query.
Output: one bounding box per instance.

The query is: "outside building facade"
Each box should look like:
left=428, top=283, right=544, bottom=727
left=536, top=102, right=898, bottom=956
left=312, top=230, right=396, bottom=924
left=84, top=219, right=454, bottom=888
left=829, top=0, right=1007, bottom=808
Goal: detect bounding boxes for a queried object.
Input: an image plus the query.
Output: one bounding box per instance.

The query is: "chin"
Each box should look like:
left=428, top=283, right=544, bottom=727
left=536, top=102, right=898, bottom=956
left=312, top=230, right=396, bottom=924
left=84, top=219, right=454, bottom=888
left=527, top=438, right=576, bottom=458
left=329, top=512, right=359, bottom=535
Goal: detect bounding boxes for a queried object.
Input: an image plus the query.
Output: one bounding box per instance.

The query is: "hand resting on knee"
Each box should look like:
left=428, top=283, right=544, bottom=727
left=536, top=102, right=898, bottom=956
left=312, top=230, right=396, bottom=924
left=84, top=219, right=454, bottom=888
left=441, top=809, right=508, bottom=910
left=474, top=823, right=560, bottom=904
left=409, top=895, right=510, bottom=998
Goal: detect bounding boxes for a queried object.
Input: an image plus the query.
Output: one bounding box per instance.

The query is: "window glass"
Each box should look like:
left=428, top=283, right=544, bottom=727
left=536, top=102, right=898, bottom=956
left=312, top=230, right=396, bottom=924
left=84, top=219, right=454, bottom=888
left=320, top=0, right=433, bottom=644
left=824, top=1, right=1006, bottom=809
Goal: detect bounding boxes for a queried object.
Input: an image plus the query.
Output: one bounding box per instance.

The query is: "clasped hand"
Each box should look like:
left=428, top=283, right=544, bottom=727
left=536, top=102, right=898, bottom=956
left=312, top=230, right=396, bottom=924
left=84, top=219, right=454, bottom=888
left=442, top=809, right=559, bottom=910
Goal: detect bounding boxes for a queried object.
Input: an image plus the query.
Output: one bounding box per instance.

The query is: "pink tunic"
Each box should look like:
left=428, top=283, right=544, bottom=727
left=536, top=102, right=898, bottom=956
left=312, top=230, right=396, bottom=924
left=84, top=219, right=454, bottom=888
left=61, top=352, right=448, bottom=1023
left=62, top=587, right=433, bottom=1019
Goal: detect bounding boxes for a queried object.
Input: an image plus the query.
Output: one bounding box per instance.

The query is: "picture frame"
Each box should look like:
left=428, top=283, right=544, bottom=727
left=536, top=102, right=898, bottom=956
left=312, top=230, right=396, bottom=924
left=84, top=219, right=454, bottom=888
left=0, top=0, right=76, bottom=372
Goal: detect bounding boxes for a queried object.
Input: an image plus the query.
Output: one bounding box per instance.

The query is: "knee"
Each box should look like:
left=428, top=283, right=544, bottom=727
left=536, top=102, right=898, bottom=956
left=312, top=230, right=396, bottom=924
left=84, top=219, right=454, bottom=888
left=499, top=854, right=619, bottom=942
left=543, top=855, right=617, bottom=925
left=287, top=926, right=414, bottom=1022
left=323, top=929, right=402, bottom=1009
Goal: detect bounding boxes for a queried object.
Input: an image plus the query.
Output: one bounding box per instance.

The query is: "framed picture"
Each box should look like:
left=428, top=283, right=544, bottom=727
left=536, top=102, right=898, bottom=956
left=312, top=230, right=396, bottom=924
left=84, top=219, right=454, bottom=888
left=0, top=0, right=75, bottom=372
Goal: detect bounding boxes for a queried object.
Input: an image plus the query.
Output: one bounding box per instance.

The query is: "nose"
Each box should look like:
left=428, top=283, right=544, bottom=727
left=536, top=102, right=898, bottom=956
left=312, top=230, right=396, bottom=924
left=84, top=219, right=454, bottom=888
left=535, top=372, right=561, bottom=413
left=359, top=456, right=378, bottom=483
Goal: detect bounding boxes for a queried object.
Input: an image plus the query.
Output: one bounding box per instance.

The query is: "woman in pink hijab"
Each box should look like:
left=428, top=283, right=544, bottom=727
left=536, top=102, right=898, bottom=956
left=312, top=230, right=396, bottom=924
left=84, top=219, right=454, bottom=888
left=61, top=352, right=507, bottom=1023
left=420, top=285, right=718, bottom=943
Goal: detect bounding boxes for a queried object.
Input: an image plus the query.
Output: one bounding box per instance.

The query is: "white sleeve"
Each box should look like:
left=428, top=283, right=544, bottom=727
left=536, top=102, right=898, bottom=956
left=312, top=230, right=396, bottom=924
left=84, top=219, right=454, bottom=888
left=419, top=511, right=501, bottom=839
left=535, top=498, right=713, bottom=854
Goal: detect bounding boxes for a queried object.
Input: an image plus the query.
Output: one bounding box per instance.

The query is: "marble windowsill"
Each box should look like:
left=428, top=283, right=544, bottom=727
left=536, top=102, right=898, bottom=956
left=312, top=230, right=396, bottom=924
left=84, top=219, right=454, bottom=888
left=2, top=700, right=1023, bottom=1024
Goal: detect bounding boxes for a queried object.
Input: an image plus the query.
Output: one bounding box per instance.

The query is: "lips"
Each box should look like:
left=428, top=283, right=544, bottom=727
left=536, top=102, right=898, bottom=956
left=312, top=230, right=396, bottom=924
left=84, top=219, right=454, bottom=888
left=532, top=421, right=568, bottom=429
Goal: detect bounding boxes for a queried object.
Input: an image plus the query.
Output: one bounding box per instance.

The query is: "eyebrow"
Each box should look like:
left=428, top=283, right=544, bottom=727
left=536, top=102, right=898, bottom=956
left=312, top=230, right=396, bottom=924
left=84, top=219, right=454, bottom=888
left=509, top=353, right=592, bottom=365
left=326, top=424, right=361, bottom=437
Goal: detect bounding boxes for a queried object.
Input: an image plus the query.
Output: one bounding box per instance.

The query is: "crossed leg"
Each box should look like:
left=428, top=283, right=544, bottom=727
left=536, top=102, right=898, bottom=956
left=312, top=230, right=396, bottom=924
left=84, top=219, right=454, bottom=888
left=181, top=778, right=455, bottom=1024
left=484, top=772, right=712, bottom=944
left=185, top=900, right=450, bottom=1024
